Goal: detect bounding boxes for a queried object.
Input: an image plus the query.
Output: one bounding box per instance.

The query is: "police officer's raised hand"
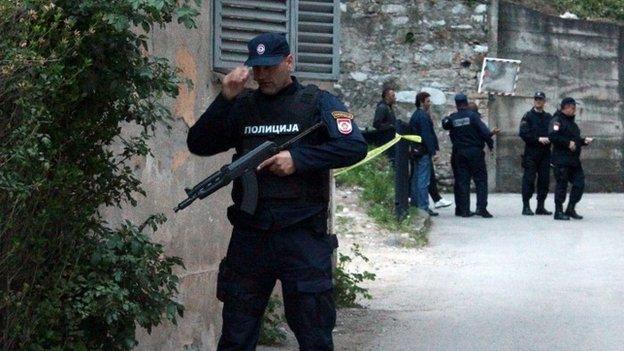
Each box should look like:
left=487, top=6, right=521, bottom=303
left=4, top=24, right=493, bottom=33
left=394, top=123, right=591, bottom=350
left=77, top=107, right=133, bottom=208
left=222, top=66, right=250, bottom=101
left=538, top=137, right=550, bottom=145
left=585, top=137, right=594, bottom=145
left=257, top=151, right=296, bottom=176
left=569, top=140, right=576, bottom=151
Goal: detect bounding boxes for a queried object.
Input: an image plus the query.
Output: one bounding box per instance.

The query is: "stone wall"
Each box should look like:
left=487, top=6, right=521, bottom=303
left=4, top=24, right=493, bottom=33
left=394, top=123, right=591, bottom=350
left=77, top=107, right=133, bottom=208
left=336, top=0, right=492, bottom=187
left=491, top=1, right=624, bottom=192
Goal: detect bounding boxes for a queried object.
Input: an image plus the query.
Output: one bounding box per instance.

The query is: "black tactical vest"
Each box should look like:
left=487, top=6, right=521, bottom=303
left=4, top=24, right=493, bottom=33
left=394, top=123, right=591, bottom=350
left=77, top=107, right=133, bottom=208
left=231, top=84, right=329, bottom=207
left=449, top=110, right=486, bottom=151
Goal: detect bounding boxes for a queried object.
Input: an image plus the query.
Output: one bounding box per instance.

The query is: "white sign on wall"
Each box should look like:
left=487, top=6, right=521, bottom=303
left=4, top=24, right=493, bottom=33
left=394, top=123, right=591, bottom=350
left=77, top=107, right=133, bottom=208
left=478, top=57, right=521, bottom=95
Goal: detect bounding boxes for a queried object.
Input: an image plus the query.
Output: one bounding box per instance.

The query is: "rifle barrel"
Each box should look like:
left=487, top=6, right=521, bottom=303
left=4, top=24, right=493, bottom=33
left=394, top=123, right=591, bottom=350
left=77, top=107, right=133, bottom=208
left=277, top=122, right=323, bottom=151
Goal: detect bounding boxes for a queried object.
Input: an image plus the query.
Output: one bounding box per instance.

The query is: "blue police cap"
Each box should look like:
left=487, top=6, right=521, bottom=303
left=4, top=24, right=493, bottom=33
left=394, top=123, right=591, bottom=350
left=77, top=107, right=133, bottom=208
left=534, top=91, right=546, bottom=99
left=454, top=93, right=468, bottom=103
left=245, top=33, right=290, bottom=67
left=560, top=97, right=576, bottom=107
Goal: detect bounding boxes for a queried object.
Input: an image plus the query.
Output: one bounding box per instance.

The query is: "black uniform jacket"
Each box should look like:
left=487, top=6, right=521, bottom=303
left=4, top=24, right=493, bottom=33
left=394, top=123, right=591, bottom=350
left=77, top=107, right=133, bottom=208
left=549, top=110, right=588, bottom=166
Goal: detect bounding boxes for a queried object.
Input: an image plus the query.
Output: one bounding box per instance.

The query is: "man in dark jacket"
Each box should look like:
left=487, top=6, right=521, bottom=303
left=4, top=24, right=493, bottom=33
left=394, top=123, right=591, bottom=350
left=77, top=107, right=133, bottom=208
left=186, top=33, right=368, bottom=350
left=409, top=92, right=439, bottom=216
left=442, top=93, right=495, bottom=218
left=373, top=88, right=397, bottom=163
left=549, top=97, right=593, bottom=220
left=373, top=88, right=397, bottom=132
left=519, top=91, right=554, bottom=216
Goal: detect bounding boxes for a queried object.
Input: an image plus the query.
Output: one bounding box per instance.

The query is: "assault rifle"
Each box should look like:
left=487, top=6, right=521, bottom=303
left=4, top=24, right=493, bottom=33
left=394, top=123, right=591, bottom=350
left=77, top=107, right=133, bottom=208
left=174, top=122, right=323, bottom=214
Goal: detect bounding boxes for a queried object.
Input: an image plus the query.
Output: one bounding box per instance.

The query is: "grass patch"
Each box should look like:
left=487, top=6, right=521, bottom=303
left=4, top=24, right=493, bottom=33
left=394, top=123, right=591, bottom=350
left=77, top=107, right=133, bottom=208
left=336, top=155, right=429, bottom=247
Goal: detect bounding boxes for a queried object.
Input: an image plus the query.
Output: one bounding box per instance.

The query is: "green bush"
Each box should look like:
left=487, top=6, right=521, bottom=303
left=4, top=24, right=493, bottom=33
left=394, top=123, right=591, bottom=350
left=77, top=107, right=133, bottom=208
left=0, top=0, right=199, bottom=349
left=334, top=244, right=376, bottom=308
left=551, top=0, right=624, bottom=21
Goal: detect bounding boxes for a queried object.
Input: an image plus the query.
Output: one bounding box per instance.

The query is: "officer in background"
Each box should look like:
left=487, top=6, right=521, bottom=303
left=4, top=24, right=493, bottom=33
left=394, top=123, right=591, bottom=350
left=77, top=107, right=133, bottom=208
left=549, top=97, right=593, bottom=220
left=468, top=102, right=501, bottom=137
left=187, top=33, right=367, bottom=350
left=519, top=92, right=553, bottom=216
left=442, top=93, right=494, bottom=218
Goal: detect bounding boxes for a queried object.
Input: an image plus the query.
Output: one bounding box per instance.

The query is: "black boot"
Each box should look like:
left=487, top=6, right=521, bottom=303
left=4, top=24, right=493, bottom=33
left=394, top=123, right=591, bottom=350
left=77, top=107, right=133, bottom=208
left=475, top=208, right=493, bottom=218
left=554, top=203, right=569, bottom=220
left=565, top=203, right=583, bottom=220
left=522, top=202, right=534, bottom=216
left=535, top=200, right=552, bottom=215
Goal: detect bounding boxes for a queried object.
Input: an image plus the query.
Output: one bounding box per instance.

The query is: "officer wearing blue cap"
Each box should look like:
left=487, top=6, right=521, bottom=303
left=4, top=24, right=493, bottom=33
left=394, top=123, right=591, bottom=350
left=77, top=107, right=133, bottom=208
left=187, top=32, right=367, bottom=350
left=519, top=91, right=554, bottom=216
left=549, top=97, right=593, bottom=220
left=442, top=93, right=494, bottom=218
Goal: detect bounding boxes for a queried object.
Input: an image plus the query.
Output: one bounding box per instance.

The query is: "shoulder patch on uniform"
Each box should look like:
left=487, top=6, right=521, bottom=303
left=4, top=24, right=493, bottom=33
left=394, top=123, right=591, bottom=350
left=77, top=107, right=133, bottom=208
left=553, top=122, right=560, bottom=131
left=331, top=111, right=353, bottom=120
left=337, top=118, right=353, bottom=135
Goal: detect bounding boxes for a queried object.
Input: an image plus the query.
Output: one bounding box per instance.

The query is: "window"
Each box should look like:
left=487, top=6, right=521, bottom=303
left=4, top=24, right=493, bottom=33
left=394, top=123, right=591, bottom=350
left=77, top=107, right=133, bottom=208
left=213, top=0, right=340, bottom=80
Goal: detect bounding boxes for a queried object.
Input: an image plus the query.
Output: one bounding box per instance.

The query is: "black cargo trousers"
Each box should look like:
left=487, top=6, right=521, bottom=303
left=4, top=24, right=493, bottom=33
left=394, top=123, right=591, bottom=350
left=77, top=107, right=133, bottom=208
left=521, top=147, right=551, bottom=203
left=216, top=210, right=338, bottom=351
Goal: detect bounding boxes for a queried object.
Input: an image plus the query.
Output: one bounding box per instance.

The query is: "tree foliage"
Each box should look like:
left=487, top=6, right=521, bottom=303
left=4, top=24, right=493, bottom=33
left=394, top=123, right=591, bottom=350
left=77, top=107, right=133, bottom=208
left=0, top=0, right=200, bottom=349
left=553, top=0, right=624, bottom=22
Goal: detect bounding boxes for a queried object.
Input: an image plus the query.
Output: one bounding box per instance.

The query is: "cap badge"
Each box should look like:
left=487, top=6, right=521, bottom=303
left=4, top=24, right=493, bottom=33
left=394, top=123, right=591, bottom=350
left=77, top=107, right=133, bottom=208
left=257, top=44, right=266, bottom=55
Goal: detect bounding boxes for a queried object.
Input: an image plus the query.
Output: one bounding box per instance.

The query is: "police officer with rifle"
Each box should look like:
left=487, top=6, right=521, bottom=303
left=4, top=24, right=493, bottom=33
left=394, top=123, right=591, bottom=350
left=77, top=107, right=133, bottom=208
left=182, top=33, right=367, bottom=350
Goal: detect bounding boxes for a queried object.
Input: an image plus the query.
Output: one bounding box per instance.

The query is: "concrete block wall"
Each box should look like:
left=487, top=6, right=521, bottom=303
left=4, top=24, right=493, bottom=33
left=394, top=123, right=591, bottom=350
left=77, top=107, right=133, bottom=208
left=492, top=1, right=624, bottom=192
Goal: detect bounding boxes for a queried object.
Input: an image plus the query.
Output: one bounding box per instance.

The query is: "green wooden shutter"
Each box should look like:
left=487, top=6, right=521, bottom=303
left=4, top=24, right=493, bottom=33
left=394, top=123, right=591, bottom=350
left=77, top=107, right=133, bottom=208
left=295, top=0, right=340, bottom=80
left=213, top=0, right=291, bottom=72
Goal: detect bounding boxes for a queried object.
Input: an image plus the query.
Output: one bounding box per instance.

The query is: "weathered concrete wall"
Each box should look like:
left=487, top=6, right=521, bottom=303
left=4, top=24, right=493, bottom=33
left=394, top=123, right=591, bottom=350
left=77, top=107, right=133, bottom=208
left=492, top=1, right=624, bottom=192
left=103, top=2, right=232, bottom=350
left=135, top=3, right=230, bottom=349
left=337, top=0, right=492, bottom=187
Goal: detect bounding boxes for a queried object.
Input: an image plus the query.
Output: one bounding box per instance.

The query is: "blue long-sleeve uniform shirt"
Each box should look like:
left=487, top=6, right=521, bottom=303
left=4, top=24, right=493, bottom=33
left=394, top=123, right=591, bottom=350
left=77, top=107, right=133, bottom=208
left=187, top=80, right=367, bottom=171
left=442, top=108, right=494, bottom=151
left=186, top=78, right=367, bottom=228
